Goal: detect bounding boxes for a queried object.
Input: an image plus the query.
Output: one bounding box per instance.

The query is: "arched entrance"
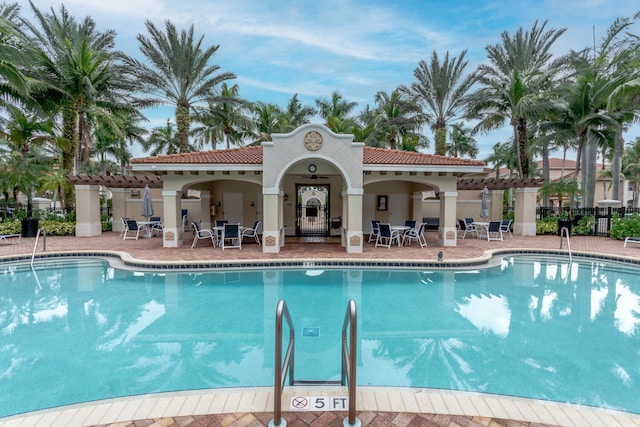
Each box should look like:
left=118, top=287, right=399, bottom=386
left=295, top=184, right=329, bottom=238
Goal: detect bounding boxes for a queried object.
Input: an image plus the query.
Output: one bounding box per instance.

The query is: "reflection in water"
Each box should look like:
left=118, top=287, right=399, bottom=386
left=1, top=257, right=640, bottom=417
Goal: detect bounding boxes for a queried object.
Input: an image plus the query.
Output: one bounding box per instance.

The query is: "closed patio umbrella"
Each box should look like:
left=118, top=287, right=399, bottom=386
left=141, top=184, right=154, bottom=219
left=480, top=186, right=489, bottom=219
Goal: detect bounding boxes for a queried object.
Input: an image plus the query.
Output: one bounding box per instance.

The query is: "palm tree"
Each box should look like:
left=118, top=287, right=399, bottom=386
left=251, top=102, right=286, bottom=144
left=622, top=137, right=640, bottom=208
left=447, top=122, right=478, bottom=158
left=141, top=119, right=182, bottom=156
left=282, top=93, right=316, bottom=130
left=0, top=3, right=34, bottom=108
left=373, top=89, right=426, bottom=150
left=315, top=90, right=358, bottom=133
left=468, top=20, right=567, bottom=178
left=485, top=141, right=517, bottom=179
left=402, top=50, right=476, bottom=156
left=124, top=20, right=236, bottom=152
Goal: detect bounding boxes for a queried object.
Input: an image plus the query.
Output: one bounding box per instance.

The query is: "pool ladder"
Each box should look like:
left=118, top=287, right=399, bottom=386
left=559, top=226, right=572, bottom=263
left=269, top=299, right=360, bottom=427
left=30, top=228, right=46, bottom=268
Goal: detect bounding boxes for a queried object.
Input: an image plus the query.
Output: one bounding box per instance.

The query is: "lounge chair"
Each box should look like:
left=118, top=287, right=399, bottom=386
left=122, top=219, right=145, bottom=240
left=403, top=222, right=427, bottom=247
left=0, top=233, right=21, bottom=244
left=221, top=223, right=242, bottom=250
left=624, top=237, right=640, bottom=247
left=241, top=221, right=261, bottom=245
left=375, top=223, right=400, bottom=248
left=191, top=222, right=216, bottom=248
left=149, top=216, right=163, bottom=236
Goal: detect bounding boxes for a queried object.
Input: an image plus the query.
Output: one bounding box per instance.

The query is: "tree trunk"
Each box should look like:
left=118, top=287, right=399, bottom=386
left=541, top=144, right=550, bottom=206
left=517, top=117, right=530, bottom=177
left=582, top=138, right=597, bottom=208
left=176, top=103, right=191, bottom=153
left=611, top=129, right=624, bottom=202
left=434, top=126, right=446, bottom=156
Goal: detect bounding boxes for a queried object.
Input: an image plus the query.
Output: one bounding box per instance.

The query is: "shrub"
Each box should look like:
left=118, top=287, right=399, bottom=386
left=573, top=215, right=596, bottom=235
left=536, top=216, right=558, bottom=235
left=610, top=213, right=640, bottom=240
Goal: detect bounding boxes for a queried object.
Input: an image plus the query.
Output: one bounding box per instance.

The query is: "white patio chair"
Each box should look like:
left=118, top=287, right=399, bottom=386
left=368, top=220, right=380, bottom=243
left=486, top=221, right=503, bottom=241
left=375, top=223, right=401, bottom=249
left=500, top=219, right=513, bottom=239
left=403, top=222, right=428, bottom=248
left=122, top=219, right=145, bottom=240
left=221, top=223, right=242, bottom=250
left=191, top=222, right=216, bottom=248
left=241, top=221, right=261, bottom=245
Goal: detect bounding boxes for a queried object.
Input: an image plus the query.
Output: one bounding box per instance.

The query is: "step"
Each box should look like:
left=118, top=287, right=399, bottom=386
left=292, top=380, right=342, bottom=386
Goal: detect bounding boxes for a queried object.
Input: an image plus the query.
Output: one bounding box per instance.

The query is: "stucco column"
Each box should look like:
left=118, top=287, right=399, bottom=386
left=490, top=189, right=504, bottom=221
left=262, top=191, right=282, bottom=253
left=162, top=190, right=184, bottom=248
left=198, top=191, right=212, bottom=229
left=111, top=188, right=129, bottom=234
left=412, top=192, right=423, bottom=224
left=439, top=191, right=457, bottom=247
left=75, top=185, right=101, bottom=237
left=514, top=187, right=537, bottom=236
left=344, top=189, right=363, bottom=253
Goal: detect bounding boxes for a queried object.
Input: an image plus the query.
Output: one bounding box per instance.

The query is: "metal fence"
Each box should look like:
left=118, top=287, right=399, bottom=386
left=536, top=206, right=640, bottom=236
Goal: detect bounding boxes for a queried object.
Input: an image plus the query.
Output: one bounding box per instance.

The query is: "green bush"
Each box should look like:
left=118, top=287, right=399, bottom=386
left=610, top=213, right=640, bottom=240
left=536, top=216, right=558, bottom=235
left=0, top=219, right=76, bottom=236
left=573, top=215, right=596, bottom=235
left=0, top=220, right=20, bottom=235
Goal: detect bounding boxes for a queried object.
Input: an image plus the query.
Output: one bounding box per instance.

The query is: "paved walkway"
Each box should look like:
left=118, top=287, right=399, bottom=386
left=1, top=231, right=640, bottom=427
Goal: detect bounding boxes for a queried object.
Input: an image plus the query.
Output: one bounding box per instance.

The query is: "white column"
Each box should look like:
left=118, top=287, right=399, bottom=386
left=162, top=190, right=184, bottom=248
left=344, top=189, right=363, bottom=253
left=514, top=187, right=537, bottom=236
left=438, top=191, right=458, bottom=247
left=262, top=191, right=282, bottom=253
left=75, top=185, right=102, bottom=237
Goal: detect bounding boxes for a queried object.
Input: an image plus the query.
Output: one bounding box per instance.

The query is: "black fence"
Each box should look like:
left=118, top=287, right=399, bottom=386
left=536, top=206, right=640, bottom=236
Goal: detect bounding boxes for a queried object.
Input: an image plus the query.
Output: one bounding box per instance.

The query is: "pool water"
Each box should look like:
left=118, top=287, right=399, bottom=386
left=1, top=256, right=639, bottom=417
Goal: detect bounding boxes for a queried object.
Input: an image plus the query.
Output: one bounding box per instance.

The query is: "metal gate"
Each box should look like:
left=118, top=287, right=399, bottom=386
left=296, top=202, right=329, bottom=237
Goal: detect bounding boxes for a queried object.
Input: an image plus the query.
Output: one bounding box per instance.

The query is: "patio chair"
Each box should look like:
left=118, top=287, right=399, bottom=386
left=122, top=219, right=145, bottom=240
left=403, top=222, right=427, bottom=248
left=375, top=223, right=401, bottom=249
left=486, top=221, right=503, bottom=241
left=500, top=219, right=513, bottom=239
left=119, top=217, right=131, bottom=238
left=221, top=223, right=242, bottom=250
left=368, top=220, right=380, bottom=243
left=457, top=219, right=478, bottom=239
left=191, top=222, right=216, bottom=248
left=149, top=216, right=163, bottom=236
left=241, top=221, right=261, bottom=245
left=403, top=220, right=417, bottom=237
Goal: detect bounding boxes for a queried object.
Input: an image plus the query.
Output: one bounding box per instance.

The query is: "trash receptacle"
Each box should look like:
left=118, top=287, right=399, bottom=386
left=21, top=217, right=39, bottom=237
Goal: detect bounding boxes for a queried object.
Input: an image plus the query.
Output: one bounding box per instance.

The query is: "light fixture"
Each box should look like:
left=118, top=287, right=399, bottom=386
left=284, top=193, right=288, bottom=201
left=308, top=164, right=317, bottom=173
left=217, top=201, right=221, bottom=207
left=250, top=201, right=255, bottom=207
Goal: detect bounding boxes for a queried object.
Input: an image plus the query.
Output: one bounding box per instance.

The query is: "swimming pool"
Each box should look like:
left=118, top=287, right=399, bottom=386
left=1, top=255, right=639, bottom=418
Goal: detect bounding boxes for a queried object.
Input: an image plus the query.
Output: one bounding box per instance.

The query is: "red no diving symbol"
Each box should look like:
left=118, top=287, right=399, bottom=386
left=292, top=396, right=308, bottom=409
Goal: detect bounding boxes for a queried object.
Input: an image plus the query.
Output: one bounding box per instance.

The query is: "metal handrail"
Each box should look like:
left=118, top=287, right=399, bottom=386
left=30, top=229, right=46, bottom=268
left=559, top=226, right=572, bottom=263
left=271, top=300, right=295, bottom=427
left=341, top=299, right=359, bottom=426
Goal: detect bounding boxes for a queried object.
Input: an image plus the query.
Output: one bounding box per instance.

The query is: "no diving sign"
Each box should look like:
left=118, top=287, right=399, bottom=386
left=289, top=396, right=349, bottom=411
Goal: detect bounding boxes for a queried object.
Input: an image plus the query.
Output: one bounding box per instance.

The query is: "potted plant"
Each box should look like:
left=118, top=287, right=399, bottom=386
left=557, top=211, right=572, bottom=236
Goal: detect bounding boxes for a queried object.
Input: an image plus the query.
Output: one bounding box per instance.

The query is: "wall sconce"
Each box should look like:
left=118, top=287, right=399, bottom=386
left=217, top=201, right=221, bottom=207
left=250, top=201, right=255, bottom=207
left=284, top=194, right=288, bottom=201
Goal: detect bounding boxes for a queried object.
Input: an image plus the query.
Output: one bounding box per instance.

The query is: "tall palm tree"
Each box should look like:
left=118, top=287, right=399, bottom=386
left=373, top=89, right=426, bottom=150
left=315, top=90, right=357, bottom=133
left=251, top=102, right=285, bottom=143
left=192, top=82, right=254, bottom=149
left=402, top=50, right=476, bottom=156
left=447, top=122, right=478, bottom=158
left=141, top=119, right=182, bottom=156
left=468, top=20, right=567, bottom=178
left=124, top=20, right=236, bottom=152
left=282, top=93, right=316, bottom=130
left=0, top=3, right=34, bottom=108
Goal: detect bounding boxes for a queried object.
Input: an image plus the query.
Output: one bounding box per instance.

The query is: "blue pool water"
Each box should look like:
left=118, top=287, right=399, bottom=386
left=1, top=255, right=640, bottom=417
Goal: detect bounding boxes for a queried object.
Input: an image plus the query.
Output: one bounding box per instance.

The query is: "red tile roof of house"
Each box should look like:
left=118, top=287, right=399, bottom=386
left=131, top=146, right=485, bottom=167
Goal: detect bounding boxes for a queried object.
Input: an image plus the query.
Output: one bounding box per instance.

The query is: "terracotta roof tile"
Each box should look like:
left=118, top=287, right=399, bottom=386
left=130, top=146, right=262, bottom=164
left=131, top=146, right=484, bottom=167
left=363, top=147, right=485, bottom=166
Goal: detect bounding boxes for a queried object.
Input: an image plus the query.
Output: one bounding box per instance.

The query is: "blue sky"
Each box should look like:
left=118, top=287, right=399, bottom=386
left=19, top=0, right=640, bottom=160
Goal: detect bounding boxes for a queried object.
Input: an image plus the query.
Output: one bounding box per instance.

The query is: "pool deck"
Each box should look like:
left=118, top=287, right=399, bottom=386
left=1, top=231, right=640, bottom=427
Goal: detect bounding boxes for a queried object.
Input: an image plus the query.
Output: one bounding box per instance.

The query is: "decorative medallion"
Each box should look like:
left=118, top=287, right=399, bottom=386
left=446, top=231, right=456, bottom=240
left=265, top=235, right=276, bottom=246
left=350, top=235, right=361, bottom=246
left=304, top=131, right=323, bottom=151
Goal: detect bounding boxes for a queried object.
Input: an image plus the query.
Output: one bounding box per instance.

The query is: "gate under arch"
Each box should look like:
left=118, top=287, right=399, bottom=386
left=295, top=184, right=329, bottom=237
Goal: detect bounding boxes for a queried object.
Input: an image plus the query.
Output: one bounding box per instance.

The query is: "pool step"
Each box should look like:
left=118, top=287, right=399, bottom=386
left=292, top=379, right=342, bottom=386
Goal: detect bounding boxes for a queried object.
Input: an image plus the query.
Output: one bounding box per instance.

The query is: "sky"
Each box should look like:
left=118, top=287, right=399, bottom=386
left=17, top=0, right=640, bottom=161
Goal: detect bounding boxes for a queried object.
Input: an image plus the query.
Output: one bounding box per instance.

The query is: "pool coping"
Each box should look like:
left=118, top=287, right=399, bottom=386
left=3, top=247, right=640, bottom=271
left=1, top=386, right=640, bottom=427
